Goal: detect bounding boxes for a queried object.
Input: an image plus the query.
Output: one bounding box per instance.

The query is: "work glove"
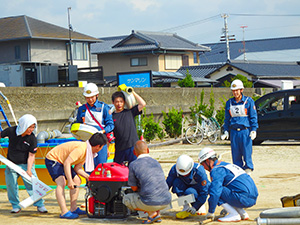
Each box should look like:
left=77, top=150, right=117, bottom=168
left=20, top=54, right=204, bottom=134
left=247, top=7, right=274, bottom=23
left=221, top=131, right=229, bottom=140
left=118, top=84, right=127, bottom=92
left=186, top=206, right=197, bottom=215
left=205, top=212, right=215, bottom=220
left=249, top=131, right=257, bottom=140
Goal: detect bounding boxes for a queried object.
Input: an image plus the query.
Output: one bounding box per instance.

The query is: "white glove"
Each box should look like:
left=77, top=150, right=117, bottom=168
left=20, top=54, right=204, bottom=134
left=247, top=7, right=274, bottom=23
left=249, top=131, right=256, bottom=140
left=186, top=206, right=197, bottom=214
left=98, top=130, right=105, bottom=134
left=205, top=212, right=215, bottom=220
left=221, top=131, right=229, bottom=140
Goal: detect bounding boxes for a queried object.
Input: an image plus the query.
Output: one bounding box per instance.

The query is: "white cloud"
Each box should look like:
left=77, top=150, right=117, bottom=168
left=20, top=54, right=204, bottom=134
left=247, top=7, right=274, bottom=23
left=126, top=0, right=160, bottom=11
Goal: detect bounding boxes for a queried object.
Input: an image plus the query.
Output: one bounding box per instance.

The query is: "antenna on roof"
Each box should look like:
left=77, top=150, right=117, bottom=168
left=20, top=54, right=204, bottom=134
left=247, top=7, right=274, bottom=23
left=240, top=25, right=248, bottom=62
left=67, top=7, right=73, bottom=66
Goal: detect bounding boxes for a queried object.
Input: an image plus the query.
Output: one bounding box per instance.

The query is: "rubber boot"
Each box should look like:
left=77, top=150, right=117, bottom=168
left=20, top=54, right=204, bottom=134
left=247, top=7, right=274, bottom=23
left=198, top=204, right=206, bottom=215
left=234, top=207, right=249, bottom=220
left=218, top=203, right=241, bottom=222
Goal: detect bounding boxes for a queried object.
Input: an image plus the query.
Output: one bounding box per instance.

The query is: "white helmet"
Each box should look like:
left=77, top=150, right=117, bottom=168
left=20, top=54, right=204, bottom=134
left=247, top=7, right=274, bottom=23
left=83, top=83, right=99, bottom=97
left=198, top=147, right=216, bottom=164
left=176, top=154, right=194, bottom=176
left=231, top=79, right=244, bottom=90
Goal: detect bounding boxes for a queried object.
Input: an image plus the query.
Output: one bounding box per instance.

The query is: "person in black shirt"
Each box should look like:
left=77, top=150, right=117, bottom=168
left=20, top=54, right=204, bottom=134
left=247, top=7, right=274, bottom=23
left=0, top=114, right=47, bottom=214
left=112, top=88, right=146, bottom=165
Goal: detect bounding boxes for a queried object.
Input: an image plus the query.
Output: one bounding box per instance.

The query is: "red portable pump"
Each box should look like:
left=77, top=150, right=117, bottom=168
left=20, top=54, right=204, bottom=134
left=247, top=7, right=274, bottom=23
left=86, top=162, right=130, bottom=218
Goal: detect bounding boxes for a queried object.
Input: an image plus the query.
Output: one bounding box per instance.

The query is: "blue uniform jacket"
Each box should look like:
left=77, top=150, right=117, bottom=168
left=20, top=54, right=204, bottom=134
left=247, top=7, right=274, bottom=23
left=166, top=163, right=210, bottom=207
left=223, top=94, right=258, bottom=132
left=76, top=100, right=114, bottom=134
left=208, top=160, right=258, bottom=213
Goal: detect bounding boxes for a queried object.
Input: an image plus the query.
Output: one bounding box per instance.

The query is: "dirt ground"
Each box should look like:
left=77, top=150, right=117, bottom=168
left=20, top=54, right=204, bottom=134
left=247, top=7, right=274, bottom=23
left=1, top=140, right=300, bottom=225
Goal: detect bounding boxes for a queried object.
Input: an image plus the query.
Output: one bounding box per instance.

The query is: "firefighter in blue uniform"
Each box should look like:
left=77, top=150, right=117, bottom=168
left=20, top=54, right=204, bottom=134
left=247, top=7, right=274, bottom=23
left=166, top=154, right=210, bottom=219
left=198, top=147, right=258, bottom=222
left=76, top=83, right=114, bottom=165
left=221, top=79, right=258, bottom=174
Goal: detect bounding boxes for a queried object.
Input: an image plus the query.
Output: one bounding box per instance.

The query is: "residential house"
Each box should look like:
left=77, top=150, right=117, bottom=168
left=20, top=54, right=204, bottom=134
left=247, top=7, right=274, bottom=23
left=91, top=30, right=210, bottom=85
left=177, top=36, right=300, bottom=88
left=0, top=15, right=101, bottom=86
left=177, top=60, right=300, bottom=88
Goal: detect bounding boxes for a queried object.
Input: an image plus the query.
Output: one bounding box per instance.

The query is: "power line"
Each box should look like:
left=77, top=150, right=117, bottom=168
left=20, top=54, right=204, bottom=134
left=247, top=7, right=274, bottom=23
left=230, top=13, right=300, bottom=17
left=161, top=15, right=220, bottom=32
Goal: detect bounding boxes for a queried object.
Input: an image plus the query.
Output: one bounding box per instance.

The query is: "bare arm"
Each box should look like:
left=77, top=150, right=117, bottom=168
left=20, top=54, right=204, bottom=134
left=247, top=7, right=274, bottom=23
left=64, top=156, right=76, bottom=189
left=74, top=163, right=89, bottom=180
left=26, top=152, right=35, bottom=177
left=133, top=91, right=146, bottom=112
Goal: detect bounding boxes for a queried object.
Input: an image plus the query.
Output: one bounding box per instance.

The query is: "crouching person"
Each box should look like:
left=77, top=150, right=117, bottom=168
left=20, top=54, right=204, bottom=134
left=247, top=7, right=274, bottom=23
left=123, top=140, right=171, bottom=224
left=166, top=154, right=210, bottom=219
left=45, top=133, right=107, bottom=219
left=198, top=147, right=258, bottom=222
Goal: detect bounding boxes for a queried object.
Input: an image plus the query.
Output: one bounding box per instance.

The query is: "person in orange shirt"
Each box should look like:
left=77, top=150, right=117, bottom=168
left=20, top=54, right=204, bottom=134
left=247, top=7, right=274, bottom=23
left=45, top=133, right=107, bottom=219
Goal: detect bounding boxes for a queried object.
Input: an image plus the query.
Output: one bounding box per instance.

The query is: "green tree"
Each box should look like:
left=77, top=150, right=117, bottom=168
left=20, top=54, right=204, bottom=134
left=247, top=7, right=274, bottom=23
left=178, top=69, right=195, bottom=87
left=162, top=107, right=183, bottom=138
left=222, top=74, right=253, bottom=88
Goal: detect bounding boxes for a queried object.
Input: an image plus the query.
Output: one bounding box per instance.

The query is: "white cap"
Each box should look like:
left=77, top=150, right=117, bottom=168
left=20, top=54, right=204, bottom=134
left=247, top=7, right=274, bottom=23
left=176, top=154, right=194, bottom=176
left=83, top=83, right=99, bottom=97
left=231, top=79, right=244, bottom=90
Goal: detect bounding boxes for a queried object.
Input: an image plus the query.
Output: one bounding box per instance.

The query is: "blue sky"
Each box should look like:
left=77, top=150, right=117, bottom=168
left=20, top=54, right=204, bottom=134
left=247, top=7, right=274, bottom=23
left=1, top=0, right=300, bottom=44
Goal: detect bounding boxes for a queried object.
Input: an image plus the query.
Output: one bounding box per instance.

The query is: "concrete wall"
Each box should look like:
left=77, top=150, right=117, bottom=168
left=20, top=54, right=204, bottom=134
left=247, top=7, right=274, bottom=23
left=0, top=87, right=261, bottom=133
left=98, top=53, right=160, bottom=77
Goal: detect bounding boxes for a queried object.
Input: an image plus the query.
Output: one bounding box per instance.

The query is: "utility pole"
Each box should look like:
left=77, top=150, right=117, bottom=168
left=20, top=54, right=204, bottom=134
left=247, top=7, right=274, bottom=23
left=220, top=14, right=235, bottom=62
left=240, top=25, right=248, bottom=61
left=67, top=7, right=73, bottom=66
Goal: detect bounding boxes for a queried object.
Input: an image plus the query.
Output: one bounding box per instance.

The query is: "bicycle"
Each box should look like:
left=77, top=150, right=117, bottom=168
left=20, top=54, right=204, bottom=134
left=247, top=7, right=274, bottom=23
left=185, top=111, right=221, bottom=145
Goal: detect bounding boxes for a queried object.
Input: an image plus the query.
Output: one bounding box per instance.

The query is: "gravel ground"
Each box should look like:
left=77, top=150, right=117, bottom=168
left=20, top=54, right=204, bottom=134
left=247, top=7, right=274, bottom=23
left=0, top=140, right=299, bottom=225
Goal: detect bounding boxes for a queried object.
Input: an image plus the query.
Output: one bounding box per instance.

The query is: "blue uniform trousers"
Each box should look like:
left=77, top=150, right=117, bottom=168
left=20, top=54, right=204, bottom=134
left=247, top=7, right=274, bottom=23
left=230, top=128, right=253, bottom=170
left=171, top=177, right=204, bottom=210
left=219, top=185, right=257, bottom=208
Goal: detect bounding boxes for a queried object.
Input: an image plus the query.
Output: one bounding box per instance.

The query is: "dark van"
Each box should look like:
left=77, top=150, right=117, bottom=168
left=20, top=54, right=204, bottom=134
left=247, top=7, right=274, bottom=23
left=254, top=88, right=300, bottom=144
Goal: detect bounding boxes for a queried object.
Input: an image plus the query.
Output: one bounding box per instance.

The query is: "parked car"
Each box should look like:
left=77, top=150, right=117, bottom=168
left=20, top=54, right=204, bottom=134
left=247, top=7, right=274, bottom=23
left=254, top=88, right=300, bottom=144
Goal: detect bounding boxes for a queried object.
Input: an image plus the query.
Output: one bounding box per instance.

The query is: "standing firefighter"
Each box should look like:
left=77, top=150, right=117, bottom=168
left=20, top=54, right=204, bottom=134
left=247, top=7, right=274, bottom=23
left=76, top=83, right=114, bottom=165
left=221, top=79, right=258, bottom=174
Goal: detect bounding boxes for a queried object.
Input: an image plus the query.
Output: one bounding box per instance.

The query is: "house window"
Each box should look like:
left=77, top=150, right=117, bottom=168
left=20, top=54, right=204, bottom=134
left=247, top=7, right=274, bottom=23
left=68, top=42, right=88, bottom=60
left=15, top=46, right=20, bottom=59
left=130, top=57, right=147, bottom=67
left=193, top=52, right=198, bottom=64
left=165, top=55, right=182, bottom=69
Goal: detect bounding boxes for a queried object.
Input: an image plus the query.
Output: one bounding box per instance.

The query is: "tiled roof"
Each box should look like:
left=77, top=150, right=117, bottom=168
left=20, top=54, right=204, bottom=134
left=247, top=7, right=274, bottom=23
left=91, top=30, right=210, bottom=54
left=178, top=64, right=224, bottom=78
left=178, top=61, right=300, bottom=79
left=200, top=36, right=300, bottom=63
left=0, top=15, right=100, bottom=42
left=230, top=61, right=300, bottom=78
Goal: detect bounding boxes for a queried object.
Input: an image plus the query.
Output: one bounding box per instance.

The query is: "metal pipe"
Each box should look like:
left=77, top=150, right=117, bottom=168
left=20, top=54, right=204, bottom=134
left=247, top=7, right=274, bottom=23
left=260, top=207, right=300, bottom=218
left=257, top=218, right=300, bottom=225
left=37, top=129, right=62, bottom=143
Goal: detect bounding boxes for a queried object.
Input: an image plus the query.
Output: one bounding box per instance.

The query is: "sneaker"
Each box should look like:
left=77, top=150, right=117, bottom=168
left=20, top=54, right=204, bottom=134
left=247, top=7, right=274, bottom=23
left=60, top=211, right=79, bottom=219
left=11, top=208, right=21, bottom=213
left=37, top=206, right=48, bottom=213
left=71, top=207, right=86, bottom=215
